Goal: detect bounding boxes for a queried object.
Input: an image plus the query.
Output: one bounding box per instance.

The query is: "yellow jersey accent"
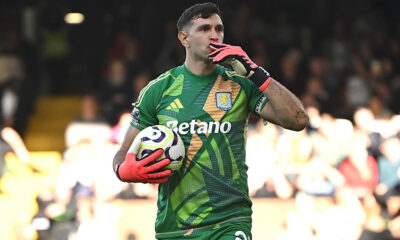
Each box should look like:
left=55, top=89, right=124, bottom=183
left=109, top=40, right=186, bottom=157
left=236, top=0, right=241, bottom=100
left=167, top=98, right=184, bottom=112
left=203, top=75, right=241, bottom=122
left=136, top=72, right=172, bottom=107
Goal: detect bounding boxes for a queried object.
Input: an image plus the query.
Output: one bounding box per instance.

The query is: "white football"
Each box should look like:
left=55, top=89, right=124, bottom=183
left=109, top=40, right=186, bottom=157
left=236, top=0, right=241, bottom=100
left=128, top=125, right=185, bottom=171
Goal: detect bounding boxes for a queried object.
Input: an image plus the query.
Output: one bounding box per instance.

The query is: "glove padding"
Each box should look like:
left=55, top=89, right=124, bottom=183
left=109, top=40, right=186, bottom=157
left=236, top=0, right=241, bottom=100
left=209, top=41, right=271, bottom=91
left=117, top=149, right=172, bottom=183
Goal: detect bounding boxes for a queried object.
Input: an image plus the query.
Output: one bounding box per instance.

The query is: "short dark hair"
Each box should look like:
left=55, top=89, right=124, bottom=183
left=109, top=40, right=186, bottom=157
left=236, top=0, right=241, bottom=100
left=177, top=2, right=221, bottom=32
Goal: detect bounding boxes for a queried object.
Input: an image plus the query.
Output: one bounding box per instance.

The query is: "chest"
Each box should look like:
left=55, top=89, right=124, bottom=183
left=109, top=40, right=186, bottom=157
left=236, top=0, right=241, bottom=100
left=157, top=77, right=244, bottom=126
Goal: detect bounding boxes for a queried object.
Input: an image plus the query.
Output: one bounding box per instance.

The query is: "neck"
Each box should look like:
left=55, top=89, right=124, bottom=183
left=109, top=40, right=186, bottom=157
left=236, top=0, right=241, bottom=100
left=184, top=55, right=217, bottom=75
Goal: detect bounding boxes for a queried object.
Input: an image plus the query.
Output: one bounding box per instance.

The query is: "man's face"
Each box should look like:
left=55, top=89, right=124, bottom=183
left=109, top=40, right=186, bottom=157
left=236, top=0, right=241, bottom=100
left=183, top=14, right=224, bottom=61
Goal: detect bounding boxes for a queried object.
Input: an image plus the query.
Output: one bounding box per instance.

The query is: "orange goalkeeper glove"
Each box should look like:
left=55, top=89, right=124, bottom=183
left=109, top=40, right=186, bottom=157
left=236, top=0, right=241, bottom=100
left=115, top=149, right=171, bottom=183
left=209, top=41, right=272, bottom=91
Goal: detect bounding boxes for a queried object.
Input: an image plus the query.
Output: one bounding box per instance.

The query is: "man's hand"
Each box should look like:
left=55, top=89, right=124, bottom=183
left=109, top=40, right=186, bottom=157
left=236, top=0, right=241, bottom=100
left=209, top=41, right=272, bottom=91
left=115, top=149, right=172, bottom=183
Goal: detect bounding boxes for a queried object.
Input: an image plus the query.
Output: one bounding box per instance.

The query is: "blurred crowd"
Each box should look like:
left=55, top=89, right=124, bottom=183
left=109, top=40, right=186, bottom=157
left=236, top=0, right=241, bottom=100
left=247, top=107, right=400, bottom=240
left=0, top=0, right=399, bottom=239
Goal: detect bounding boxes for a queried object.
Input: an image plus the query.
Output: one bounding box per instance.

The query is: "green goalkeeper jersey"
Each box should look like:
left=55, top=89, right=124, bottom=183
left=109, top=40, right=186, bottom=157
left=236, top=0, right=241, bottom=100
left=131, top=64, right=268, bottom=238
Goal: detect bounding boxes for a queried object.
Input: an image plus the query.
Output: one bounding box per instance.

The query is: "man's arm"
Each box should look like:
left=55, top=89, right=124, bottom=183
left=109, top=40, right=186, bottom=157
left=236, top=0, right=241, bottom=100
left=113, top=125, right=141, bottom=169
left=209, top=41, right=309, bottom=131
left=260, top=78, right=309, bottom=131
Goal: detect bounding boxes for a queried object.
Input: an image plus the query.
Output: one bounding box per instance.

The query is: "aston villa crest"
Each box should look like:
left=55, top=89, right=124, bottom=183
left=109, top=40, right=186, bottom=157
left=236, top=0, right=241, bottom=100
left=216, top=92, right=232, bottom=111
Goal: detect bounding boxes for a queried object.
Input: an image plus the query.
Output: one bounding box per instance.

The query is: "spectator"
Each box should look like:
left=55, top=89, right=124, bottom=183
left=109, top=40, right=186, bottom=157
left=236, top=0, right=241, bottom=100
left=98, top=59, right=131, bottom=125
left=247, top=120, right=294, bottom=199
left=0, top=125, right=30, bottom=178
left=375, top=136, right=400, bottom=210
left=38, top=2, right=70, bottom=94
left=121, top=37, right=144, bottom=82
left=368, top=95, right=392, bottom=120
left=305, top=56, right=334, bottom=111
left=129, top=71, right=151, bottom=103
left=278, top=48, right=305, bottom=96
left=276, top=126, right=312, bottom=177
left=296, top=157, right=345, bottom=197
left=0, top=53, right=25, bottom=127
left=64, top=94, right=109, bottom=148
left=110, top=111, right=132, bottom=145
left=310, top=113, right=352, bottom=167
left=391, top=115, right=400, bottom=138
left=338, top=131, right=379, bottom=198
left=353, top=107, right=383, bottom=159
left=301, top=76, right=329, bottom=112
left=73, top=94, right=107, bottom=124
left=278, top=188, right=365, bottom=240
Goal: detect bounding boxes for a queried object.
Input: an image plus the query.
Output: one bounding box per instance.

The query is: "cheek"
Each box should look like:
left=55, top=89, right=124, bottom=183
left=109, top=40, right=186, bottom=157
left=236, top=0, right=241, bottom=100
left=190, top=35, right=203, bottom=44
left=188, top=36, right=203, bottom=49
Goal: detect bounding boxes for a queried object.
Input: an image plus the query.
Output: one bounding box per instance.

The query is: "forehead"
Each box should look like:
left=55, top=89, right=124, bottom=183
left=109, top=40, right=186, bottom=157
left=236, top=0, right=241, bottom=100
left=189, top=14, right=223, bottom=30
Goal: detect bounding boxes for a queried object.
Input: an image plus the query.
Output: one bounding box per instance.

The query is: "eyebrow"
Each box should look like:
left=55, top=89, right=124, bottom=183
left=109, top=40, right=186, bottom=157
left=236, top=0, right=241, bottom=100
left=196, top=23, right=224, bottom=29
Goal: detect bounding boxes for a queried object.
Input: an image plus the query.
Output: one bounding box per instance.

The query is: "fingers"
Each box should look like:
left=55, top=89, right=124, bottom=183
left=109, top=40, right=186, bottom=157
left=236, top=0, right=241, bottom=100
left=208, top=47, right=226, bottom=58
left=146, top=158, right=171, bottom=172
left=148, top=169, right=172, bottom=179
left=209, top=41, right=230, bottom=49
left=214, top=47, right=243, bottom=62
left=140, top=149, right=164, bottom=166
left=209, top=44, right=244, bottom=64
left=211, top=49, right=237, bottom=63
left=147, top=177, right=169, bottom=184
left=208, top=41, right=231, bottom=58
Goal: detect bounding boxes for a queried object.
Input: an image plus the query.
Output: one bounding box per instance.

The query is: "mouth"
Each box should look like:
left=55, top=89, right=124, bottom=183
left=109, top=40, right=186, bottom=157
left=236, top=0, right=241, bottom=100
left=207, top=45, right=214, bottom=53
left=208, top=42, right=219, bottom=51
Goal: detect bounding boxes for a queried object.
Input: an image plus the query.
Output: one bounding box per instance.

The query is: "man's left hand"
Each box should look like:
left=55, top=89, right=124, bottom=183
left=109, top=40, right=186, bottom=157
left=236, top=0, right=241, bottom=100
left=209, top=41, right=272, bottom=91
left=209, top=41, right=257, bottom=78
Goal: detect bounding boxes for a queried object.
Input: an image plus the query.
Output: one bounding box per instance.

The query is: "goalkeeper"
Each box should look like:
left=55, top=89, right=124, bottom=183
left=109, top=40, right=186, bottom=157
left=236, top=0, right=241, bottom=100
left=113, top=2, right=309, bottom=239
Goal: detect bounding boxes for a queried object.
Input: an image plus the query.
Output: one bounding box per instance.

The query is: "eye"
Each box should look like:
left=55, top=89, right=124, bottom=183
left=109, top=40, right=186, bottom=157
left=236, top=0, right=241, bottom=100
left=199, top=25, right=210, bottom=32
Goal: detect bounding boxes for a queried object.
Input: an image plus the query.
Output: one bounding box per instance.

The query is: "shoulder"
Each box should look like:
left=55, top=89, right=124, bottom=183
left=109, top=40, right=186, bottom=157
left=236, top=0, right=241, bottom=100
left=148, top=66, right=184, bottom=88
left=135, top=67, right=181, bottom=106
left=140, top=68, right=178, bottom=93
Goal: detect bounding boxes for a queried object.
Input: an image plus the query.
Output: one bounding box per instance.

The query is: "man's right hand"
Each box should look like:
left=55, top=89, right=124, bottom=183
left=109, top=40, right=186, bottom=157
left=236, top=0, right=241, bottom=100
left=115, top=149, right=172, bottom=183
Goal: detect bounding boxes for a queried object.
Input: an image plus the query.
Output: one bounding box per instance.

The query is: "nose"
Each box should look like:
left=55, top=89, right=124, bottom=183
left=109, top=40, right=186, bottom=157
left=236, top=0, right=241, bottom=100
left=210, top=28, right=220, bottom=42
left=210, top=37, right=219, bottom=42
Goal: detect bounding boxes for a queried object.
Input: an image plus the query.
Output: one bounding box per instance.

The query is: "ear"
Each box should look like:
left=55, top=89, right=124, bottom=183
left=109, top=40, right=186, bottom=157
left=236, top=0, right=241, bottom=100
left=178, top=31, right=189, bottom=48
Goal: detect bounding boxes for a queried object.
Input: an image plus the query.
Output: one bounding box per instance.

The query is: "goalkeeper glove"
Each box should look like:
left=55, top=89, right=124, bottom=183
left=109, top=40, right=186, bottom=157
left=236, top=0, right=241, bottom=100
left=115, top=149, right=171, bottom=183
left=209, top=41, right=272, bottom=91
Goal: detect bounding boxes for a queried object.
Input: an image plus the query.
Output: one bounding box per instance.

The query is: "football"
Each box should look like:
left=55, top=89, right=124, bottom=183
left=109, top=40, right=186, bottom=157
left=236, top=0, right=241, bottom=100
left=129, top=125, right=185, bottom=171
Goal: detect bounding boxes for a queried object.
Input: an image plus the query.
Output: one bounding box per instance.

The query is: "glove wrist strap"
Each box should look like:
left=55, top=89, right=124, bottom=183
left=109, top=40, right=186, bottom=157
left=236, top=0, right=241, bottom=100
left=250, top=67, right=272, bottom=91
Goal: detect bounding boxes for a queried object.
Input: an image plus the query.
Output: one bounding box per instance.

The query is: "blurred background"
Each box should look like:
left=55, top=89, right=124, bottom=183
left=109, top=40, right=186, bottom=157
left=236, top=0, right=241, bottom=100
left=0, top=0, right=399, bottom=239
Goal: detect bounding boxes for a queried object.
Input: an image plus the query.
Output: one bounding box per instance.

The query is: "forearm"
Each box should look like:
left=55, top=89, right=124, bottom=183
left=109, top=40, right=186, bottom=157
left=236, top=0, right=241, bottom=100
left=113, top=125, right=140, bottom=169
left=262, top=78, right=309, bottom=131
left=208, top=42, right=308, bottom=130
left=113, top=149, right=127, bottom=168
